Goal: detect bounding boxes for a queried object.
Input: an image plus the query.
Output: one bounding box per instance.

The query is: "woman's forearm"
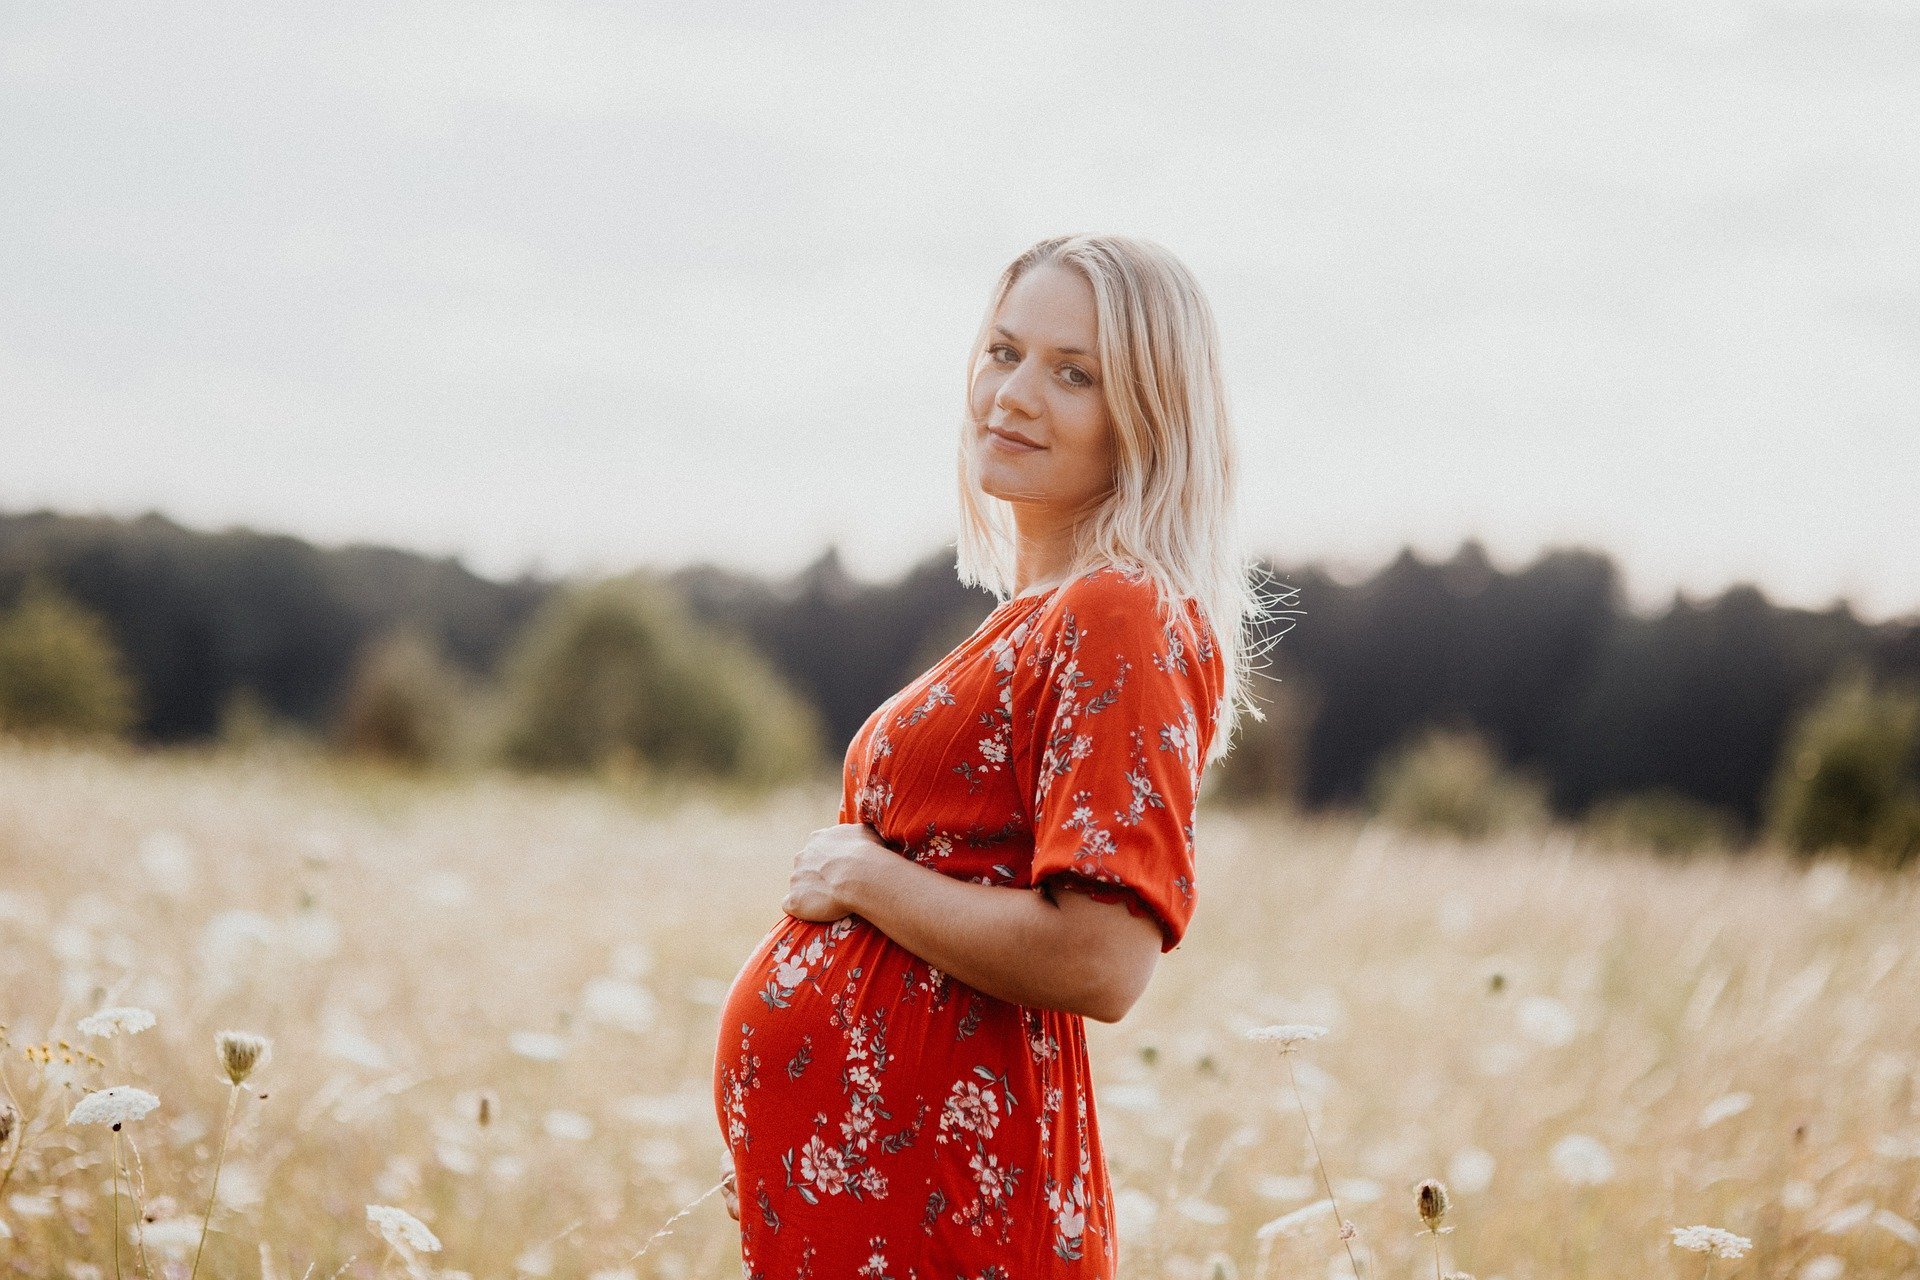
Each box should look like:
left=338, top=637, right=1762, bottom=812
left=843, top=851, right=1136, bottom=1022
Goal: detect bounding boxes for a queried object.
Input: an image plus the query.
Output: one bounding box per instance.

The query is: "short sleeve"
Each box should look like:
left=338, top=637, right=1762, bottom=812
left=1014, top=566, right=1226, bottom=952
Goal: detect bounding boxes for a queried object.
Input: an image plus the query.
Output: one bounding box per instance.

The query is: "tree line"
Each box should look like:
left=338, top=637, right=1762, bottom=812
left=2, top=508, right=1916, bottom=862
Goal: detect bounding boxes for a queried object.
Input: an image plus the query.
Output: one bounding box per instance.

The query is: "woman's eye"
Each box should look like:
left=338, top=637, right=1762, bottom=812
left=1061, top=366, right=1093, bottom=388
left=989, top=344, right=1018, bottom=364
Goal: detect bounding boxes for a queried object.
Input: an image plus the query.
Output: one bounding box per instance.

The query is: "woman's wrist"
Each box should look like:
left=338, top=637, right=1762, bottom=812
left=837, top=838, right=902, bottom=920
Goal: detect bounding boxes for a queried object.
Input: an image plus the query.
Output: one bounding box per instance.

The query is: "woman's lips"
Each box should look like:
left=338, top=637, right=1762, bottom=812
left=986, top=426, right=1044, bottom=452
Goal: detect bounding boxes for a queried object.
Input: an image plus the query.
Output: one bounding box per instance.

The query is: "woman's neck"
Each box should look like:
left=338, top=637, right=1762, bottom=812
left=1009, top=508, right=1081, bottom=600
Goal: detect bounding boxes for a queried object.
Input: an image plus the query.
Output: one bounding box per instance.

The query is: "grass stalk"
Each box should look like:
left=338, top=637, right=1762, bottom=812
left=190, top=1083, right=241, bottom=1280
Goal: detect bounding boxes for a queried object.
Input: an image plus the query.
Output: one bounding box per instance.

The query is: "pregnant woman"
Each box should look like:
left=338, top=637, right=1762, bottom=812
left=713, top=233, right=1265, bottom=1278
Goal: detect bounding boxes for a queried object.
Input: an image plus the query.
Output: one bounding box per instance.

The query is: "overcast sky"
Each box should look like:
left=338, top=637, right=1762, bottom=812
left=3, top=0, right=1916, bottom=620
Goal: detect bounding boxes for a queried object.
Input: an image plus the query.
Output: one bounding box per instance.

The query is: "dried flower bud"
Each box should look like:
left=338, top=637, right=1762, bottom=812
left=216, top=1031, right=270, bottom=1086
left=0, top=1099, right=17, bottom=1145
left=1417, top=1178, right=1451, bottom=1233
left=477, top=1091, right=496, bottom=1127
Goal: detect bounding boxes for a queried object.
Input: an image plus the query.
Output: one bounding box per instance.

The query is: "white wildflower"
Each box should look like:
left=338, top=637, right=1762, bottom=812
left=1549, top=1133, right=1615, bottom=1186
left=1780, top=1180, right=1819, bottom=1211
left=1798, top=1255, right=1845, bottom=1280
left=542, top=1110, right=594, bottom=1142
left=582, top=977, right=657, bottom=1034
left=1874, top=1132, right=1920, bottom=1160
left=136, top=831, right=196, bottom=895
left=1515, top=995, right=1578, bottom=1047
left=366, top=1204, right=441, bottom=1253
left=1244, top=1024, right=1330, bottom=1050
left=1670, top=1225, right=1752, bottom=1259
left=509, top=1030, right=568, bottom=1061
left=68, top=1086, right=160, bottom=1128
left=1112, top=1187, right=1159, bottom=1242
left=1447, top=1146, right=1496, bottom=1194
left=1821, top=1200, right=1874, bottom=1233
left=322, top=1016, right=392, bottom=1070
left=1099, top=1082, right=1162, bottom=1113
left=137, top=1217, right=203, bottom=1256
left=1697, top=1091, right=1753, bottom=1129
left=77, top=1007, right=155, bottom=1038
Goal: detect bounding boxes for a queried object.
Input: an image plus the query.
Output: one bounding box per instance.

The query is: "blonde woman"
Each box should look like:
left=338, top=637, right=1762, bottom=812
left=714, top=234, right=1267, bottom=1277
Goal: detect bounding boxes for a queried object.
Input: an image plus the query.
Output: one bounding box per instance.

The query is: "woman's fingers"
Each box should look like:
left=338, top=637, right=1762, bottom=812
left=722, top=1168, right=739, bottom=1221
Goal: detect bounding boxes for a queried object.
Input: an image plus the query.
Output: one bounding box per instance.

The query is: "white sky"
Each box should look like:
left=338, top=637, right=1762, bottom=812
left=3, top=0, right=1916, bottom=619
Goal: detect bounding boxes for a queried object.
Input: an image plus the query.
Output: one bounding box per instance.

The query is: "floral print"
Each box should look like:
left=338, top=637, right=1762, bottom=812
left=714, top=563, right=1225, bottom=1278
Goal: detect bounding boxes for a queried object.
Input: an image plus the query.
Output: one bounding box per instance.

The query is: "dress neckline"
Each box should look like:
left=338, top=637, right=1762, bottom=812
left=999, top=562, right=1124, bottom=612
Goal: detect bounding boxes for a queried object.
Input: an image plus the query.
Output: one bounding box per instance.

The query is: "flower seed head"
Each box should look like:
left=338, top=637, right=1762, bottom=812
left=1417, top=1178, right=1451, bottom=1232
left=0, top=1099, right=17, bottom=1145
left=216, top=1031, right=270, bottom=1085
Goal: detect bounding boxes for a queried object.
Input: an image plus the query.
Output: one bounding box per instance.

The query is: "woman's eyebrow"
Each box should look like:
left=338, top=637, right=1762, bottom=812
left=993, top=324, right=1097, bottom=360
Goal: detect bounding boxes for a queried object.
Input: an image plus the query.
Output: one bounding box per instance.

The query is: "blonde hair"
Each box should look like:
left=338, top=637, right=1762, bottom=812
left=955, top=233, right=1283, bottom=764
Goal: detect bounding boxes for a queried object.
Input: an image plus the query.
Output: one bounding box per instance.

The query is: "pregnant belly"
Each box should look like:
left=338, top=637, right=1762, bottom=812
left=713, top=911, right=898, bottom=1153
left=712, top=909, right=1033, bottom=1170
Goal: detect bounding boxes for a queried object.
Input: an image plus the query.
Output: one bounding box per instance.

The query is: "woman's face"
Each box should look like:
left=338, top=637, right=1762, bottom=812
left=966, top=262, right=1116, bottom=517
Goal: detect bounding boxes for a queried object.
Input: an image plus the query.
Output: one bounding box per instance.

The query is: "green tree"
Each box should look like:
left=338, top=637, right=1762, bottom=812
left=1367, top=724, right=1550, bottom=840
left=0, top=579, right=139, bottom=741
left=332, top=627, right=466, bottom=767
left=1765, top=666, right=1920, bottom=867
left=495, top=573, right=824, bottom=785
left=1581, top=789, right=1742, bottom=857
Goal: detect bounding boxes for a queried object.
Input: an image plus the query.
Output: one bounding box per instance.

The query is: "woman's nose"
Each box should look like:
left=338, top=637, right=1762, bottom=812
left=994, top=358, right=1043, bottom=419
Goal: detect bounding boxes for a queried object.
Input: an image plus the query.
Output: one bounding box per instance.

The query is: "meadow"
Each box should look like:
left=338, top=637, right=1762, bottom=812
left=1, top=740, right=1916, bottom=1279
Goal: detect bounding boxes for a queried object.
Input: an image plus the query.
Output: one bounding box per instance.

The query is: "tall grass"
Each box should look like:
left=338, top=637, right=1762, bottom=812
left=0, top=740, right=1915, bottom=1277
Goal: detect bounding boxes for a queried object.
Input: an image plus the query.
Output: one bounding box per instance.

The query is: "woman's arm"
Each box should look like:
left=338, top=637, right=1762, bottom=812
left=782, top=823, right=1164, bottom=1023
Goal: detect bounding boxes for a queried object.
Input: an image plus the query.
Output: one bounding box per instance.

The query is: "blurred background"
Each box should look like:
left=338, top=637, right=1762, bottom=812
left=4, top=0, right=1918, bottom=861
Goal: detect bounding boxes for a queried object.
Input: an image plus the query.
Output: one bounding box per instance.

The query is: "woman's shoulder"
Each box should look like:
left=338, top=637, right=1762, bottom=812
left=1033, top=562, right=1218, bottom=661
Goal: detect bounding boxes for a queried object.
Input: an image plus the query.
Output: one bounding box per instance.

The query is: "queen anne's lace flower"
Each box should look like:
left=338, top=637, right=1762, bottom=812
left=68, top=1086, right=160, bottom=1127
left=367, top=1204, right=442, bottom=1252
left=1245, top=1024, right=1330, bottom=1050
left=77, top=1007, right=155, bottom=1038
left=1670, top=1225, right=1752, bottom=1259
left=1550, top=1133, right=1615, bottom=1186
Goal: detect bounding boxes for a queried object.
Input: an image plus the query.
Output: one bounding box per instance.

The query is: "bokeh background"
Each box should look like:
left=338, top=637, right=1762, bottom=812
left=3, top=3, right=1919, bottom=1278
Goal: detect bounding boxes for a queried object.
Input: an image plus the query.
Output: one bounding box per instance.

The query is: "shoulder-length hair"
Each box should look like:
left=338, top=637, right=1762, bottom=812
left=955, top=233, right=1280, bottom=765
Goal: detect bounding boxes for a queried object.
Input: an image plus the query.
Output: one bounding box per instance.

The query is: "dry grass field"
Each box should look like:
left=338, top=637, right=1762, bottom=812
left=1, top=740, right=1917, bottom=1279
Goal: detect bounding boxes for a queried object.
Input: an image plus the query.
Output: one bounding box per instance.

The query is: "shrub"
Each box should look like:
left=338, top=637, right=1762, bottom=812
left=332, top=628, right=466, bottom=767
left=1581, top=789, right=1742, bottom=857
left=494, top=573, right=825, bottom=786
left=1765, top=666, right=1920, bottom=868
left=1367, top=724, right=1550, bottom=840
left=0, top=579, right=139, bottom=741
left=1208, top=670, right=1320, bottom=808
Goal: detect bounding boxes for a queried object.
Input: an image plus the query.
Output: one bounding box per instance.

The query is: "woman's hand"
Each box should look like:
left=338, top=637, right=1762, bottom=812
left=782, top=823, right=895, bottom=923
left=722, top=1168, right=739, bottom=1221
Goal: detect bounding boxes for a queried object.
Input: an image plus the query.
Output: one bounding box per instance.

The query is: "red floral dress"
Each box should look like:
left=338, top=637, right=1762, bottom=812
left=713, top=562, right=1226, bottom=1279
